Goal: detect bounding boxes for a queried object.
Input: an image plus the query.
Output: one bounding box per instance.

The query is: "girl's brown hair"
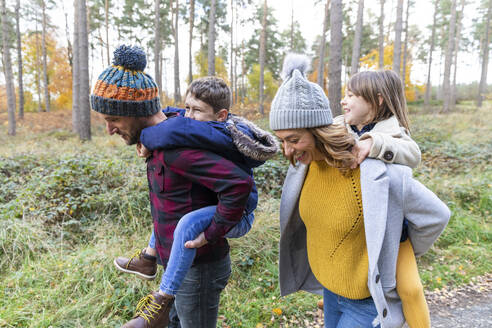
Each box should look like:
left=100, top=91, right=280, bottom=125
left=348, top=70, right=410, bottom=132
left=282, top=124, right=357, bottom=174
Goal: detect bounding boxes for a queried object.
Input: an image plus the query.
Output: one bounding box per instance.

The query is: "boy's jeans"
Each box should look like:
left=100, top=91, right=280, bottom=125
left=323, top=288, right=380, bottom=328
left=147, top=206, right=253, bottom=295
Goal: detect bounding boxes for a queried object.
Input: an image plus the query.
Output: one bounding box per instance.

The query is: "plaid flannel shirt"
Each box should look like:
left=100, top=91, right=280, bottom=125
left=147, top=148, right=253, bottom=266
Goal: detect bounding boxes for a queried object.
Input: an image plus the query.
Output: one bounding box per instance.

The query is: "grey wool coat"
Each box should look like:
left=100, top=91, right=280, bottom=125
left=278, top=159, right=450, bottom=328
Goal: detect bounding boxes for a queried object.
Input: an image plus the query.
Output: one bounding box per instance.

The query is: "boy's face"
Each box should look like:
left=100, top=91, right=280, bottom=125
left=184, top=94, right=227, bottom=122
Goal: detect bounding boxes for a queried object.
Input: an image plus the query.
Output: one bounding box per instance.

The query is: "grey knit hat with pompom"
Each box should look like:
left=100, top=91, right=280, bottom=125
left=269, top=53, right=332, bottom=130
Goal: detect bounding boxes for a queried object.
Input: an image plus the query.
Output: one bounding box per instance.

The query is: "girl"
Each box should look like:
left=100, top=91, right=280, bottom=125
left=270, top=54, right=450, bottom=328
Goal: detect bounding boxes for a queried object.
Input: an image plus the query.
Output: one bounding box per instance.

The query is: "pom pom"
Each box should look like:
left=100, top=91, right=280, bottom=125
left=112, top=45, right=147, bottom=71
left=280, top=53, right=311, bottom=80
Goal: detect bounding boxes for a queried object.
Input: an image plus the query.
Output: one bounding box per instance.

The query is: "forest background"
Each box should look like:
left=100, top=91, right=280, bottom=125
left=0, top=0, right=491, bottom=327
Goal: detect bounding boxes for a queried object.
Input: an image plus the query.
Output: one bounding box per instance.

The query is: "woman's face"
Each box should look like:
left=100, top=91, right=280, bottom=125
left=340, top=88, right=374, bottom=129
left=275, top=129, right=323, bottom=165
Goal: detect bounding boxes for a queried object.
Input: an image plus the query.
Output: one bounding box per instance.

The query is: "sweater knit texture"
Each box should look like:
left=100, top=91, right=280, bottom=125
left=299, top=161, right=370, bottom=299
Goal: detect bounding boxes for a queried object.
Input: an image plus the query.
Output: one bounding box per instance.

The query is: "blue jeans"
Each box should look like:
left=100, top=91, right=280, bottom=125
left=323, top=288, right=380, bottom=328
left=168, top=254, right=231, bottom=328
left=147, top=206, right=252, bottom=295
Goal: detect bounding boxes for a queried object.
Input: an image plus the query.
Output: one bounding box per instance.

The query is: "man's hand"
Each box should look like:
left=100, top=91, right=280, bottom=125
left=184, top=232, right=209, bottom=249
left=136, top=142, right=151, bottom=158
left=351, top=138, right=373, bottom=168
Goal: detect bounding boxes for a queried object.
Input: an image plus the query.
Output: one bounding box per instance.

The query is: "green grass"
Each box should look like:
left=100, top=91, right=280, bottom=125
left=0, top=104, right=491, bottom=327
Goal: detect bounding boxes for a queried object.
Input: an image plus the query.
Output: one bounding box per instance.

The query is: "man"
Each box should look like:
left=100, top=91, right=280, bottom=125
left=91, top=45, right=253, bottom=328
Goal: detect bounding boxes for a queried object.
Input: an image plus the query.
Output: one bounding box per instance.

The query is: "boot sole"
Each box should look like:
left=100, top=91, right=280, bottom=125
left=113, top=259, right=157, bottom=281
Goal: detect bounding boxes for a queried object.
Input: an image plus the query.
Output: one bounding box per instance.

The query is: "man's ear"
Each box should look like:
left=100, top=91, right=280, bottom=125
left=215, top=108, right=229, bottom=122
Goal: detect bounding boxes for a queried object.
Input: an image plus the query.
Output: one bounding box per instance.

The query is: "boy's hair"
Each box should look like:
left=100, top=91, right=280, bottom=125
left=185, top=76, right=231, bottom=113
left=348, top=70, right=410, bottom=131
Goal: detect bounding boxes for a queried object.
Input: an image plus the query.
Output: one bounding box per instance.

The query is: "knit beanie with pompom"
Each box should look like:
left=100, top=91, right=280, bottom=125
left=269, top=53, right=332, bottom=130
left=91, top=45, right=161, bottom=117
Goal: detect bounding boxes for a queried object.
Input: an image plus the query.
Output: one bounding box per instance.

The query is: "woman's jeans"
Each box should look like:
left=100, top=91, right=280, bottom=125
left=147, top=205, right=253, bottom=295
left=323, top=288, right=380, bottom=328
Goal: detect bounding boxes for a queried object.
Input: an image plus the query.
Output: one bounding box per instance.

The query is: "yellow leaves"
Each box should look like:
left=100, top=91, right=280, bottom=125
left=436, top=276, right=442, bottom=283
left=29, top=207, right=35, bottom=211
left=256, top=324, right=264, bottom=328
left=272, top=308, right=282, bottom=316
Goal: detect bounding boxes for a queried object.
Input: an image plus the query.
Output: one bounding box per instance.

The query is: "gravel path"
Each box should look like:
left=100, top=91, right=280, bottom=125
left=299, top=274, right=492, bottom=328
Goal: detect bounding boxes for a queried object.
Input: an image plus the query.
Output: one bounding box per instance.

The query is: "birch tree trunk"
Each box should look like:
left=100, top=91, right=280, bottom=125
left=442, top=0, right=457, bottom=112
left=258, top=0, right=267, bottom=115
left=328, top=0, right=342, bottom=116
left=35, top=15, right=42, bottom=112
left=230, top=0, right=233, bottom=102
left=451, top=0, right=465, bottom=108
left=393, top=0, right=404, bottom=76
left=105, top=0, right=109, bottom=66
left=154, top=0, right=162, bottom=94
left=72, top=0, right=80, bottom=134
left=188, top=0, right=194, bottom=83
left=401, top=0, right=411, bottom=86
left=15, top=0, right=24, bottom=119
left=350, top=0, right=364, bottom=75
left=41, top=0, right=50, bottom=112
left=424, top=0, right=438, bottom=107
left=317, top=0, right=329, bottom=88
left=1, top=0, right=16, bottom=135
left=477, top=0, right=492, bottom=107
left=78, top=0, right=91, bottom=140
left=173, top=0, right=181, bottom=103
left=378, top=0, right=385, bottom=69
left=208, top=0, right=216, bottom=75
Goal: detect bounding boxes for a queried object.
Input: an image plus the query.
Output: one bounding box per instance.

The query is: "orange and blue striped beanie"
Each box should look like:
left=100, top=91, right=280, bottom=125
left=91, top=45, right=160, bottom=117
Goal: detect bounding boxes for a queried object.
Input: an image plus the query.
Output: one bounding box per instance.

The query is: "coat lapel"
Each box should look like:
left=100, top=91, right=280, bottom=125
left=279, top=164, right=308, bottom=232
left=360, top=159, right=389, bottom=273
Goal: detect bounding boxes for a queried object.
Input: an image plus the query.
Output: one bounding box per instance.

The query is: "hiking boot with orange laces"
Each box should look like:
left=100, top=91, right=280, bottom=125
left=122, top=292, right=174, bottom=328
left=114, top=249, right=157, bottom=280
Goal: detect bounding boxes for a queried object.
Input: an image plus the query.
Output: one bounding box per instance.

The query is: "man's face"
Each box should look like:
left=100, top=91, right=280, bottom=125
left=184, top=94, right=226, bottom=122
left=100, top=113, right=145, bottom=145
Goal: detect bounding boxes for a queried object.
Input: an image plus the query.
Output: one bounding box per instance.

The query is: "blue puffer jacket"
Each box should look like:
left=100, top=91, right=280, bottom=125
left=140, top=106, right=278, bottom=223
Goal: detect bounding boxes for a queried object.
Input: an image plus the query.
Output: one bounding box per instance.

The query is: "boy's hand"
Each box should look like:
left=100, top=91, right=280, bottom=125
left=351, top=138, right=373, bottom=168
left=136, top=142, right=151, bottom=158
left=184, top=232, right=208, bottom=249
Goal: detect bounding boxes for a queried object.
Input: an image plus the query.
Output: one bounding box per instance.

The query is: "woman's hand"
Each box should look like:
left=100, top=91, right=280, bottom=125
left=351, top=138, right=373, bottom=168
left=184, top=232, right=209, bottom=249
left=136, top=142, right=151, bottom=158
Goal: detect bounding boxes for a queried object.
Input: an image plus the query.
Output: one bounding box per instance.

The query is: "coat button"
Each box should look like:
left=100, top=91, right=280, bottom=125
left=383, top=151, right=394, bottom=161
left=383, top=308, right=388, bottom=317
left=375, top=274, right=380, bottom=283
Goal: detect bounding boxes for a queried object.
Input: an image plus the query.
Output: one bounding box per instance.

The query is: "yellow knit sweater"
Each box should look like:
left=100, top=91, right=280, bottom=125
left=299, top=161, right=370, bottom=299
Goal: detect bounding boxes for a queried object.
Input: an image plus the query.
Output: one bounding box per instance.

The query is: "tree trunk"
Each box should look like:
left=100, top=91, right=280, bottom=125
left=154, top=0, right=162, bottom=94
left=230, top=0, right=234, bottom=102
left=78, top=0, right=91, bottom=140
left=401, top=0, right=411, bottom=86
left=350, top=0, right=364, bottom=75
left=290, top=0, right=294, bottom=50
left=105, top=0, right=109, bottom=66
left=442, top=0, right=457, bottom=112
left=378, top=0, right=385, bottom=68
left=188, top=0, right=194, bottom=83
left=41, top=0, right=50, bottom=112
left=173, top=0, right=181, bottom=103
left=15, top=0, right=24, bottom=119
left=72, top=0, right=80, bottom=134
left=424, top=0, right=438, bottom=107
left=328, top=0, right=342, bottom=116
left=208, top=0, right=216, bottom=75
left=393, top=0, right=403, bottom=76
left=35, top=15, right=42, bottom=112
left=451, top=0, right=465, bottom=108
left=258, top=0, right=267, bottom=115
left=477, top=0, right=492, bottom=107
left=317, top=0, right=329, bottom=88
left=1, top=0, right=16, bottom=135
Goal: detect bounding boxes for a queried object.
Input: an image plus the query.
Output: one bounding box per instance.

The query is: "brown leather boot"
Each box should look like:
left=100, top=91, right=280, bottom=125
left=122, top=292, right=174, bottom=328
left=114, top=249, right=157, bottom=280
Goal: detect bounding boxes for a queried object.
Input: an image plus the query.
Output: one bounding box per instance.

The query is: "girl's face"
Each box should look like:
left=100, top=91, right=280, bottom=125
left=340, top=88, right=375, bottom=129
left=275, top=129, right=323, bottom=165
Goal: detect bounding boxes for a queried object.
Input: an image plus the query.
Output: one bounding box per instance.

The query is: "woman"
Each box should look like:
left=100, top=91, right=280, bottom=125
left=269, top=54, right=450, bottom=328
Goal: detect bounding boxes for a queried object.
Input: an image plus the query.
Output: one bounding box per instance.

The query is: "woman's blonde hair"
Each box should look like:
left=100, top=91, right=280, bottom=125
left=283, top=124, right=357, bottom=174
left=348, top=70, right=410, bottom=132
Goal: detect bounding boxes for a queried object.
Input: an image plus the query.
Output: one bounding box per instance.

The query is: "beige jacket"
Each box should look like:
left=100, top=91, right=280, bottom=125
left=333, top=115, right=421, bottom=168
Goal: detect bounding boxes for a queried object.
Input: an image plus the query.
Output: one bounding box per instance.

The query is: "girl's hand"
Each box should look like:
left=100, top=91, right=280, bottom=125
left=184, top=232, right=209, bottom=249
left=136, top=142, right=151, bottom=158
left=351, top=138, right=373, bottom=168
